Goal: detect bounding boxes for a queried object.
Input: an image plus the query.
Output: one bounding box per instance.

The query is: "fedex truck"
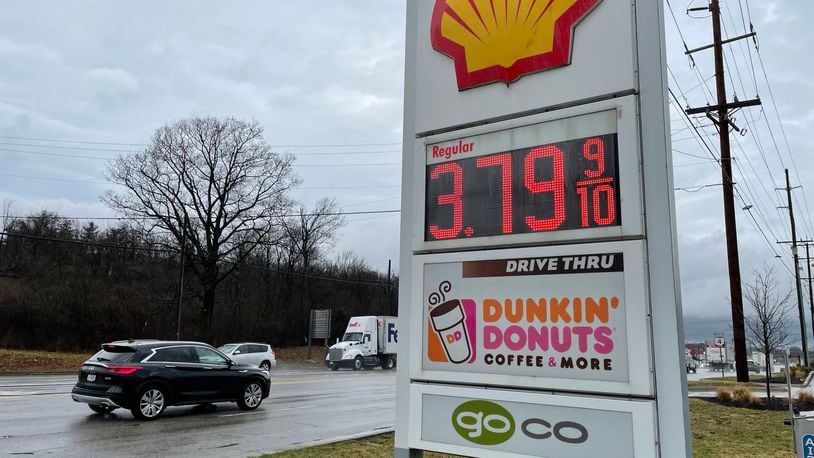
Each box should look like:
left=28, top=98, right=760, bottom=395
left=325, top=316, right=398, bottom=371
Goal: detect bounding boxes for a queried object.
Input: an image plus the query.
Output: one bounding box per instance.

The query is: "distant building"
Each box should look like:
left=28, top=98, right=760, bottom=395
left=685, top=343, right=705, bottom=359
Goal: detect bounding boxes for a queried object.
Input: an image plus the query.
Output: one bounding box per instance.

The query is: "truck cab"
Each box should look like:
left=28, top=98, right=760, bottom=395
left=686, top=354, right=698, bottom=374
left=325, top=316, right=397, bottom=371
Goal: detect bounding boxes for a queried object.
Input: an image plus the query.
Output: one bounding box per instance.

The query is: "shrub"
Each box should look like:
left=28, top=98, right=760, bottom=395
left=716, top=386, right=733, bottom=402
left=798, top=390, right=814, bottom=407
left=791, top=364, right=812, bottom=382
left=731, top=384, right=757, bottom=404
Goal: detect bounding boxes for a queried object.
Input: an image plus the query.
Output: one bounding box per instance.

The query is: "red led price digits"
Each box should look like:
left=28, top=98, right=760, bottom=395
left=524, top=145, right=565, bottom=231
left=428, top=162, right=463, bottom=240
left=427, top=135, right=617, bottom=241
left=582, top=137, right=605, bottom=177
left=576, top=137, right=616, bottom=227
left=476, top=153, right=513, bottom=234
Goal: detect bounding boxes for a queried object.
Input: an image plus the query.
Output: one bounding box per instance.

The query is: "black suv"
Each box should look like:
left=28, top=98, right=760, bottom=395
left=71, top=340, right=271, bottom=420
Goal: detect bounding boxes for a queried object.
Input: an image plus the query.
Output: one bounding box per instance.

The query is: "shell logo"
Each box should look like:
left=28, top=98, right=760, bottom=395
left=430, top=0, right=602, bottom=90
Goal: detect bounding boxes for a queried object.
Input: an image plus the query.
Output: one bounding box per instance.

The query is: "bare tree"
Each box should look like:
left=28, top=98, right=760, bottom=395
left=283, top=197, right=345, bottom=274
left=283, top=198, right=345, bottom=315
left=103, top=116, right=299, bottom=339
left=0, top=200, right=14, bottom=273
left=743, top=264, right=793, bottom=401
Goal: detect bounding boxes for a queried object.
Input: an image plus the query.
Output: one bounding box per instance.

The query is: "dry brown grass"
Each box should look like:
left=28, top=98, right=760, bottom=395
left=0, top=345, right=323, bottom=374
left=798, top=389, right=814, bottom=407
left=0, top=348, right=91, bottom=373
left=715, top=386, right=733, bottom=402
left=730, top=384, right=760, bottom=405
left=273, top=346, right=327, bottom=366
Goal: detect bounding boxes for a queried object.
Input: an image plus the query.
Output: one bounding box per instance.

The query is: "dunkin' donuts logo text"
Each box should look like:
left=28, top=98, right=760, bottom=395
left=427, top=253, right=625, bottom=373
left=429, top=293, right=620, bottom=370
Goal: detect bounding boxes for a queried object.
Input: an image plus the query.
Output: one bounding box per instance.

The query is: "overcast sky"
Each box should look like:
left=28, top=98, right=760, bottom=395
left=0, top=0, right=811, bottom=343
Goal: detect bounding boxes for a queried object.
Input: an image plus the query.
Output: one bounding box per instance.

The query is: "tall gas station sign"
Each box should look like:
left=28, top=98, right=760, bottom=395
left=396, top=0, right=690, bottom=457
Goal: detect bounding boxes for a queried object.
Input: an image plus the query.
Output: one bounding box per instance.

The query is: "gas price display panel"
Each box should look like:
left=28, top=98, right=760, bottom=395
left=425, top=133, right=621, bottom=241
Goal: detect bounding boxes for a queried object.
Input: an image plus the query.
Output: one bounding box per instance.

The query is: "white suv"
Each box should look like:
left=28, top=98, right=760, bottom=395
left=218, top=343, right=276, bottom=371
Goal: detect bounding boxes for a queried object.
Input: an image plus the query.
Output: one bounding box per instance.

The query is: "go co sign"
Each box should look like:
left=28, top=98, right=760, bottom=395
left=452, top=400, right=588, bottom=446
left=415, top=387, right=655, bottom=458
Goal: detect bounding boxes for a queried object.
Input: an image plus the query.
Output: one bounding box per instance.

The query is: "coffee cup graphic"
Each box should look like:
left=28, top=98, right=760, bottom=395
left=430, top=299, right=472, bottom=364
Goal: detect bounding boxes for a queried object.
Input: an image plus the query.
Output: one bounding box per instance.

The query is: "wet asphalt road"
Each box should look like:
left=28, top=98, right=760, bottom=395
left=0, top=367, right=395, bottom=457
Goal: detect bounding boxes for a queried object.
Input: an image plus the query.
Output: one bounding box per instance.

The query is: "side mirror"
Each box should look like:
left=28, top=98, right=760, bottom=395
left=233, top=350, right=241, bottom=355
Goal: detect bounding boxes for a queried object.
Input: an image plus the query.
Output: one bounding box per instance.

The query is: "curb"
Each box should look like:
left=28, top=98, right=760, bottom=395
left=254, top=426, right=394, bottom=456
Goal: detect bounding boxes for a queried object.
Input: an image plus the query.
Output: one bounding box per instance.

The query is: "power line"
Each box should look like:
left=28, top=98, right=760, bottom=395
left=675, top=183, right=723, bottom=193
left=0, top=172, right=108, bottom=185
left=0, top=134, right=401, bottom=149
left=272, top=142, right=401, bottom=148
left=0, top=173, right=403, bottom=191
left=2, top=209, right=402, bottom=221
left=0, top=135, right=146, bottom=146
left=0, top=148, right=401, bottom=161
left=0, top=141, right=133, bottom=153
left=0, top=147, right=109, bottom=160
left=755, top=48, right=814, bottom=240
left=296, top=162, right=400, bottom=167
left=673, top=148, right=719, bottom=161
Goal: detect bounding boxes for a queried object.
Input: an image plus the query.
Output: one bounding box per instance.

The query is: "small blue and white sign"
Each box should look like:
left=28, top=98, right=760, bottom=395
left=802, top=434, right=814, bottom=458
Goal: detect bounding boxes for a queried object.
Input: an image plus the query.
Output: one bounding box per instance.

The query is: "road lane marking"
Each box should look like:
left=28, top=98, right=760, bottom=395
left=272, top=376, right=387, bottom=385
left=217, top=405, right=312, bottom=417
left=0, top=392, right=69, bottom=397
left=0, top=382, right=74, bottom=388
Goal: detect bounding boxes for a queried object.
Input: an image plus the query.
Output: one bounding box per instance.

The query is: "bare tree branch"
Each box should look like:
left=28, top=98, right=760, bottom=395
left=102, top=116, right=300, bottom=338
left=743, top=264, right=793, bottom=401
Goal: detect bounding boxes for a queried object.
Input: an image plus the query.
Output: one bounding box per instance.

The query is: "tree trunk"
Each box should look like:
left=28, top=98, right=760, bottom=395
left=201, top=286, right=216, bottom=342
left=765, top=350, right=771, bottom=403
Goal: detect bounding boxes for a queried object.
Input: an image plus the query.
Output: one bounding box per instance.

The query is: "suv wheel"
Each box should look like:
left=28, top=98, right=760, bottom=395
left=131, top=386, right=167, bottom=421
left=259, top=361, right=271, bottom=372
left=89, top=404, right=116, bottom=414
left=352, top=356, right=363, bottom=371
left=237, top=380, right=264, bottom=410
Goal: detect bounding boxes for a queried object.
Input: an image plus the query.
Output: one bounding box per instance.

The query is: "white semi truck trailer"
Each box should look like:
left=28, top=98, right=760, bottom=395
left=325, top=316, right=398, bottom=370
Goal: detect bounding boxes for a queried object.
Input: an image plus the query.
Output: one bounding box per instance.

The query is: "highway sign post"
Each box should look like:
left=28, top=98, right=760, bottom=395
left=714, top=333, right=726, bottom=378
left=396, top=0, right=690, bottom=456
left=307, top=309, right=331, bottom=358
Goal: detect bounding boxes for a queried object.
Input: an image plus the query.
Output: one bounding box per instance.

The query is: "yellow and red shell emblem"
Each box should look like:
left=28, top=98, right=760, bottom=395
left=430, top=0, right=602, bottom=90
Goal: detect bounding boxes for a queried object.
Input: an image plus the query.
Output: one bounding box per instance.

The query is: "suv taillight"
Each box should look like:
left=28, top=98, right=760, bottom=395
left=107, top=365, right=143, bottom=375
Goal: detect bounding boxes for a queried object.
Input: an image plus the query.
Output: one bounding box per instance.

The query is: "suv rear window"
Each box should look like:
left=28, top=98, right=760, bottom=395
left=91, top=349, right=136, bottom=363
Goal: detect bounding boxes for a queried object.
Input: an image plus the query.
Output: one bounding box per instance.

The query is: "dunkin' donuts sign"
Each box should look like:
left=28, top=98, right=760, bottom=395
left=423, top=251, right=631, bottom=382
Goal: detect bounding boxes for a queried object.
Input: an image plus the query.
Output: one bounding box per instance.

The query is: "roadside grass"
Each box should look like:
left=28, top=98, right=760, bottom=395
left=267, top=399, right=794, bottom=457
left=0, top=348, right=91, bottom=374
left=264, top=433, right=455, bottom=458
left=688, top=373, right=792, bottom=391
left=273, top=346, right=326, bottom=366
left=690, top=398, right=793, bottom=457
left=0, top=346, right=321, bottom=374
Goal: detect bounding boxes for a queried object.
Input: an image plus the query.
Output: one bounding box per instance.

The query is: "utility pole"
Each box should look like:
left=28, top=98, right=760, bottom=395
left=386, top=259, right=392, bottom=315
left=176, top=219, right=187, bottom=341
left=803, top=243, right=814, bottom=345
left=684, top=0, right=761, bottom=382
left=778, top=169, right=809, bottom=366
